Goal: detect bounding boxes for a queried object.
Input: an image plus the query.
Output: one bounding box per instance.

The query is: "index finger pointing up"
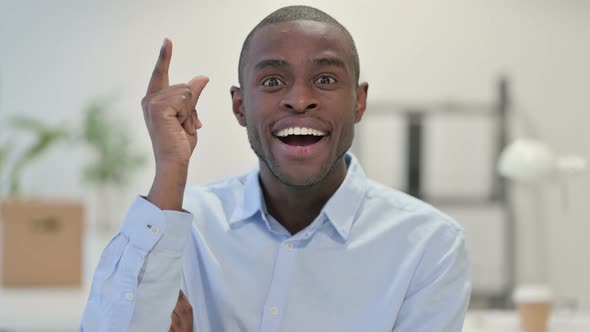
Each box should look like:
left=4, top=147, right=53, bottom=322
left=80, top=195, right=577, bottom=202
left=146, top=38, right=172, bottom=95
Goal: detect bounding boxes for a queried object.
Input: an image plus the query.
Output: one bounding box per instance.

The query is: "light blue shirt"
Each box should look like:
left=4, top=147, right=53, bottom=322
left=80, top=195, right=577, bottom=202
left=81, top=153, right=471, bottom=331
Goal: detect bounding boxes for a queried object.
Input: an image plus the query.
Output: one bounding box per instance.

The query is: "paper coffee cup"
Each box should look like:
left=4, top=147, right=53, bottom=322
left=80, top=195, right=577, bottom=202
left=513, top=284, right=553, bottom=332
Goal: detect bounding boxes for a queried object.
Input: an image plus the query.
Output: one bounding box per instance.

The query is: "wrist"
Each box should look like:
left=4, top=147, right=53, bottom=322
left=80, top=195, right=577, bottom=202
left=148, top=164, right=189, bottom=211
left=156, top=157, right=190, bottom=172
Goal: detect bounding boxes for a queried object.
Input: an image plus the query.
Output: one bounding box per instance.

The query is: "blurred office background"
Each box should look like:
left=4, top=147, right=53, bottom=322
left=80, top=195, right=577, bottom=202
left=0, top=0, right=589, bottom=331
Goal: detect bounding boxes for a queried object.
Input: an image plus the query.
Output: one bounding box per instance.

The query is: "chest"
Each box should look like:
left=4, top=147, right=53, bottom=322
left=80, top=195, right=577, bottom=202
left=182, top=222, right=418, bottom=332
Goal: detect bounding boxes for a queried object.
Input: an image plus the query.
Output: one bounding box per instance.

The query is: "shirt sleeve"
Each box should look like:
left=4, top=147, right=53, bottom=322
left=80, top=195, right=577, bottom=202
left=79, top=196, right=193, bottom=332
left=392, top=227, right=472, bottom=332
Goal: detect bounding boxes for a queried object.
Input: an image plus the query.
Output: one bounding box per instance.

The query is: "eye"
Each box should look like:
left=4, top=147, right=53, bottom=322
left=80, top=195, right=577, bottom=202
left=261, top=77, right=285, bottom=87
left=315, top=75, right=337, bottom=85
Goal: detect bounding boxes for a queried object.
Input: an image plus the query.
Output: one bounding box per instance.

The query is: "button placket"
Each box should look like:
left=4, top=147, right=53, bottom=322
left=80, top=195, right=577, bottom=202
left=259, top=241, right=298, bottom=331
left=269, top=306, right=279, bottom=316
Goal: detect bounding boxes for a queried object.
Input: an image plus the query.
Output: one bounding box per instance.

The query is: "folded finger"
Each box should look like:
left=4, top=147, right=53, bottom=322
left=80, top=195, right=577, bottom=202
left=193, top=110, right=202, bottom=130
left=150, top=87, right=193, bottom=103
left=182, top=110, right=195, bottom=135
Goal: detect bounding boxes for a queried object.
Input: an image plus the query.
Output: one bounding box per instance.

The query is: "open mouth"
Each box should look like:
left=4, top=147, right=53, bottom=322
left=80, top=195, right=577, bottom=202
left=274, top=126, right=326, bottom=147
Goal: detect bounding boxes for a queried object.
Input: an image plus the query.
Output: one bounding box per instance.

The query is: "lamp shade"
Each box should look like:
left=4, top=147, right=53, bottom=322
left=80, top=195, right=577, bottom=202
left=498, top=139, right=557, bottom=183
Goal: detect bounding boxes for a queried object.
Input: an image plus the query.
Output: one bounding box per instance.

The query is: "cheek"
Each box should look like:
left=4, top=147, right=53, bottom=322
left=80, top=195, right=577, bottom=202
left=337, top=110, right=358, bottom=138
left=244, top=93, right=277, bottom=127
left=242, top=96, right=258, bottom=126
left=242, top=107, right=267, bottom=141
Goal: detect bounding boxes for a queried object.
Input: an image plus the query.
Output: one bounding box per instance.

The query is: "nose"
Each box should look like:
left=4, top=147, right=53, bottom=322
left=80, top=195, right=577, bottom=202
left=280, top=81, right=319, bottom=112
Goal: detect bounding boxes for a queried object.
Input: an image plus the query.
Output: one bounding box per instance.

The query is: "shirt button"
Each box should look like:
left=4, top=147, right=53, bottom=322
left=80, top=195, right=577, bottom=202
left=285, top=243, right=294, bottom=250
left=125, top=292, right=134, bottom=301
left=148, top=224, right=160, bottom=235
left=269, top=307, right=279, bottom=316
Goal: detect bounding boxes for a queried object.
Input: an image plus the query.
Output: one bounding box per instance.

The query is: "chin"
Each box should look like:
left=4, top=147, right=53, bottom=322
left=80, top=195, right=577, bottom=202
left=282, top=171, right=323, bottom=187
left=274, top=173, right=324, bottom=189
left=252, top=137, right=347, bottom=189
left=270, top=157, right=338, bottom=189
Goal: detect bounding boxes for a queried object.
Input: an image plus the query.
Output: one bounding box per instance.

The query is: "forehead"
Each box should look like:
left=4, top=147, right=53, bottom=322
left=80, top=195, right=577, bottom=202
left=244, top=20, right=354, bottom=74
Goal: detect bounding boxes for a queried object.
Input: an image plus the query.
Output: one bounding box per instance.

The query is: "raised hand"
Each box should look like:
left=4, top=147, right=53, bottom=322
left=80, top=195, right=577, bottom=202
left=143, top=39, right=209, bottom=210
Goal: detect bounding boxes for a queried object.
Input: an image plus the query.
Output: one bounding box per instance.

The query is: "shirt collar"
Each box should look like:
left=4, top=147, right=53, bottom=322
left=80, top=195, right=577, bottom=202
left=229, top=164, right=264, bottom=225
left=228, top=152, right=368, bottom=241
left=321, top=153, right=368, bottom=241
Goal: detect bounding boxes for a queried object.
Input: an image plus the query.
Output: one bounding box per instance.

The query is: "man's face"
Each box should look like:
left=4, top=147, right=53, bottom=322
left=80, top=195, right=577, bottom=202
left=232, top=20, right=368, bottom=188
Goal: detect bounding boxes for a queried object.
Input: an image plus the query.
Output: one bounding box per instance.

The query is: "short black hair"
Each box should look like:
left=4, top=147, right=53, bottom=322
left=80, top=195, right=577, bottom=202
left=238, top=5, right=360, bottom=86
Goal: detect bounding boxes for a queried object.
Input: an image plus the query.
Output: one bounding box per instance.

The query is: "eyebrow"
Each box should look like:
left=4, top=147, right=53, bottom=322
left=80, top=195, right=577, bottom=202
left=313, top=57, right=346, bottom=69
left=254, top=59, right=290, bottom=71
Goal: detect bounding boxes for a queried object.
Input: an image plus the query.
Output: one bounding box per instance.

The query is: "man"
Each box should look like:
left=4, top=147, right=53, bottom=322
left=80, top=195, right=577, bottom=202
left=81, top=5, right=471, bottom=332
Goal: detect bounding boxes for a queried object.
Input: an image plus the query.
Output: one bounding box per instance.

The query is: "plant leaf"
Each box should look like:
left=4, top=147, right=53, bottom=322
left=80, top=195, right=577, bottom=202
left=81, top=98, right=146, bottom=186
left=8, top=118, right=69, bottom=195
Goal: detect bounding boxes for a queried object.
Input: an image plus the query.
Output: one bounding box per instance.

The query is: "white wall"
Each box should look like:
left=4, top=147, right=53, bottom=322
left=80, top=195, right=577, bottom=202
left=1, top=0, right=589, bottom=308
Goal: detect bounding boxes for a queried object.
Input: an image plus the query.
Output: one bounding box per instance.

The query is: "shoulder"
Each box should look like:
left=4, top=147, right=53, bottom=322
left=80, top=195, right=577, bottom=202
left=361, top=178, right=463, bottom=240
left=360, top=180, right=469, bottom=281
left=185, top=173, right=249, bottom=197
left=347, top=153, right=462, bottom=238
left=182, top=172, right=251, bottom=214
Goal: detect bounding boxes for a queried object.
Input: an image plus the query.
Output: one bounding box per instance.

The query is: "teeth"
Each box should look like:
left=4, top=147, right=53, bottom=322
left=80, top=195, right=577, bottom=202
left=275, top=127, right=326, bottom=137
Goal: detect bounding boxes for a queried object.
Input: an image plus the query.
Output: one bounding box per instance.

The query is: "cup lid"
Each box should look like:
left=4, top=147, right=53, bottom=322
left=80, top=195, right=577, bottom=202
left=513, top=284, right=553, bottom=303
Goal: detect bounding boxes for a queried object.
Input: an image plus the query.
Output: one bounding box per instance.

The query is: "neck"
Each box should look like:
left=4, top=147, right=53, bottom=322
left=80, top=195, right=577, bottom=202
left=259, top=158, right=347, bottom=235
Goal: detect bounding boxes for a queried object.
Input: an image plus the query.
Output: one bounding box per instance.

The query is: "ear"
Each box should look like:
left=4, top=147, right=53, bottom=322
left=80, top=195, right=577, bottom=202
left=230, top=86, right=246, bottom=127
left=354, top=82, right=369, bottom=123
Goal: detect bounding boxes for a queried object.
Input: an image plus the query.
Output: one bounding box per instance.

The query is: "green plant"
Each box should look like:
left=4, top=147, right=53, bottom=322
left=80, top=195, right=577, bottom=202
left=0, top=143, right=8, bottom=189
left=0, top=144, right=7, bottom=176
left=81, top=98, right=146, bottom=186
left=6, top=116, right=69, bottom=195
left=0, top=97, right=146, bottom=199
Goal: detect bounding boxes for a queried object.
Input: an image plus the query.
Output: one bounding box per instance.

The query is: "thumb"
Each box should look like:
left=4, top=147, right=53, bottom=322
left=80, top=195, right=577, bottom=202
left=188, top=75, right=209, bottom=105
